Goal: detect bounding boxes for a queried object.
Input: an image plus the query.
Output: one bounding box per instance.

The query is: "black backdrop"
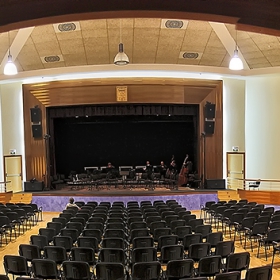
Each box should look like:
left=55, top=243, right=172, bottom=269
left=53, top=115, right=196, bottom=175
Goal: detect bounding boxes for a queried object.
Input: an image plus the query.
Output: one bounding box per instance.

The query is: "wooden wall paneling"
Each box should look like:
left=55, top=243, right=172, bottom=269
left=23, top=85, right=47, bottom=185
left=238, top=190, right=280, bottom=205
left=200, top=82, right=223, bottom=180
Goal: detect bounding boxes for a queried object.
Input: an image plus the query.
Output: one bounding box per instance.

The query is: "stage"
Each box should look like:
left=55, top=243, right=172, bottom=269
left=29, top=185, right=219, bottom=212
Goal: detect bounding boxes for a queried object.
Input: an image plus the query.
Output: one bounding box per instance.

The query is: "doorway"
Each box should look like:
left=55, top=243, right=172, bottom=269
left=226, top=152, right=245, bottom=190
left=4, top=155, right=22, bottom=193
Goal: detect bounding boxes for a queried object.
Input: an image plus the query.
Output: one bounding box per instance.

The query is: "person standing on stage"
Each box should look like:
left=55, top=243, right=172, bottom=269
left=144, top=160, right=153, bottom=180
left=159, top=161, right=167, bottom=179
left=166, top=159, right=178, bottom=179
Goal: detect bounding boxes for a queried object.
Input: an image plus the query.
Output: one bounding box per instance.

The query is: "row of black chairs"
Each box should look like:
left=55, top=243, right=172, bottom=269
left=0, top=202, right=42, bottom=246
left=201, top=199, right=280, bottom=265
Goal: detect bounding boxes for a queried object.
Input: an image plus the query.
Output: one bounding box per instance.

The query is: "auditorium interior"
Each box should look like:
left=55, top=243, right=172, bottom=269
left=0, top=1, right=279, bottom=279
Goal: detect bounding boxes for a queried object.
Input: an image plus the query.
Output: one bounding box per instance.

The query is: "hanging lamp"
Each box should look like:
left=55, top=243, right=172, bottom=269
left=114, top=19, right=129, bottom=66
left=4, top=32, right=18, bottom=75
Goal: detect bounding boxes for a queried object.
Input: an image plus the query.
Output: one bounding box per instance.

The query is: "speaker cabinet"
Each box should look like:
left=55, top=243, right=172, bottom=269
left=32, top=124, right=42, bottom=138
left=205, top=179, right=225, bottom=189
left=204, top=121, right=215, bottom=134
left=205, top=104, right=216, bottom=119
left=30, top=107, right=42, bottom=123
left=24, top=181, right=44, bottom=192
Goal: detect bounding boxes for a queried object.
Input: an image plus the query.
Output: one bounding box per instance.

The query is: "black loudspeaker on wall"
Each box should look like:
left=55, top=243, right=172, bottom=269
left=30, top=107, right=42, bottom=123
left=32, top=124, right=42, bottom=138
left=205, top=103, right=216, bottom=119
left=204, top=121, right=215, bottom=134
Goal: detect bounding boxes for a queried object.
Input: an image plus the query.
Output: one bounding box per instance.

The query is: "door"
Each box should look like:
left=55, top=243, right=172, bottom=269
left=4, top=155, right=22, bottom=193
left=227, top=152, right=245, bottom=190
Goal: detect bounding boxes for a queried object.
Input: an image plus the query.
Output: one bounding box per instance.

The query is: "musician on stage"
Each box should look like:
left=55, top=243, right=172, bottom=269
left=106, top=162, right=116, bottom=179
left=158, top=161, right=167, bottom=178
left=143, top=160, right=153, bottom=180
left=166, top=159, right=177, bottom=179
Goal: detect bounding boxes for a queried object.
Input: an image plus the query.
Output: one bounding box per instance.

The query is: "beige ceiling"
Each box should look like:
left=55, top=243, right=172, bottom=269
left=2, top=18, right=280, bottom=73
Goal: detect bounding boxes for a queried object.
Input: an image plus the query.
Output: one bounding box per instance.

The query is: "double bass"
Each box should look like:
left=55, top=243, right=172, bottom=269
left=178, top=154, right=189, bottom=186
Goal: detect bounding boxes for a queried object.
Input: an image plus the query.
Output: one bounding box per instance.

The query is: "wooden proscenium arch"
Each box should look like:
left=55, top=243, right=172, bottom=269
left=23, top=78, right=223, bottom=188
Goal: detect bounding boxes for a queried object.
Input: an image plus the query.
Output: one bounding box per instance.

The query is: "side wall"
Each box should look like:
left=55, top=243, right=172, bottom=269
left=246, top=75, right=280, bottom=189
left=0, top=83, right=26, bottom=189
left=223, top=78, right=246, bottom=178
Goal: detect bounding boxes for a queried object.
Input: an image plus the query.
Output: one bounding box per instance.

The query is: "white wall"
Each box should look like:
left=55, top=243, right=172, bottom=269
left=246, top=75, right=280, bottom=184
left=223, top=78, right=246, bottom=178
left=0, top=82, right=26, bottom=189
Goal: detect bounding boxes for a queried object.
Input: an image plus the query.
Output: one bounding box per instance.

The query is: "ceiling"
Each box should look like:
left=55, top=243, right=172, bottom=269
left=2, top=18, right=280, bottom=76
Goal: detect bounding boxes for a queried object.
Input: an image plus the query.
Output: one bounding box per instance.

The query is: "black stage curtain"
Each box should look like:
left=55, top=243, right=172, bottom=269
left=47, top=104, right=198, bottom=176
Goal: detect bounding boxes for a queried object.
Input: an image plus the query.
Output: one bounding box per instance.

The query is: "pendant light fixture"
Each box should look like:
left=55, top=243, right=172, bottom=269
left=4, top=32, right=18, bottom=75
left=114, top=19, right=129, bottom=66
left=229, top=29, right=243, bottom=70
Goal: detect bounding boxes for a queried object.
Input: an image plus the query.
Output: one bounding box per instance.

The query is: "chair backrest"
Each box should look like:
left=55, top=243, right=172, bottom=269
left=71, top=247, right=96, bottom=265
left=60, top=228, right=79, bottom=242
left=131, top=247, right=157, bottom=264
left=96, top=262, right=126, bottom=280
left=215, top=271, right=241, bottom=280
left=225, top=252, right=250, bottom=272
left=131, top=261, right=161, bottom=280
left=131, top=228, right=150, bottom=241
left=188, top=243, right=210, bottom=261
left=244, top=265, right=272, bottom=280
left=4, top=255, right=29, bottom=277
left=102, top=237, right=125, bottom=249
left=205, top=232, right=223, bottom=247
left=52, top=217, right=67, bottom=227
left=62, top=261, right=92, bottom=280
left=47, top=222, right=63, bottom=235
left=19, top=244, right=41, bottom=261
left=158, top=235, right=179, bottom=250
left=174, top=226, right=192, bottom=240
left=38, top=228, right=56, bottom=243
left=132, top=236, right=154, bottom=249
left=99, top=248, right=126, bottom=264
left=195, top=225, right=212, bottom=238
left=82, top=228, right=102, bottom=241
left=160, top=245, right=184, bottom=263
left=183, top=234, right=202, bottom=250
left=166, top=259, right=194, bottom=279
left=214, top=241, right=235, bottom=258
left=197, top=255, right=222, bottom=277
left=30, top=235, right=48, bottom=250
left=77, top=236, right=99, bottom=251
left=189, top=219, right=204, bottom=231
left=43, top=246, right=67, bottom=264
left=53, top=235, right=73, bottom=251
left=32, top=258, right=59, bottom=279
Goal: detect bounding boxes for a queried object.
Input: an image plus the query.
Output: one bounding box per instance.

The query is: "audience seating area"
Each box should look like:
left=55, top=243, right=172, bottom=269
left=0, top=202, right=42, bottom=246
left=0, top=198, right=274, bottom=280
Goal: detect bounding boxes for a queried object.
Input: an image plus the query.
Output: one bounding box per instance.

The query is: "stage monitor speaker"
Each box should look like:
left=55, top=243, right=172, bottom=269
left=204, top=121, right=215, bottom=134
left=32, top=124, right=42, bottom=138
left=30, top=107, right=42, bottom=123
left=24, top=181, right=44, bottom=192
left=205, top=179, right=226, bottom=189
left=205, top=103, right=216, bottom=119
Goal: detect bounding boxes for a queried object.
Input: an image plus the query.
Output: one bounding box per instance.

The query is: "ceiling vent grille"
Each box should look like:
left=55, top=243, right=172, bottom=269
left=41, top=55, right=64, bottom=64
left=179, top=52, right=202, bottom=59
left=53, top=22, right=81, bottom=33
left=161, top=19, right=188, bottom=29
